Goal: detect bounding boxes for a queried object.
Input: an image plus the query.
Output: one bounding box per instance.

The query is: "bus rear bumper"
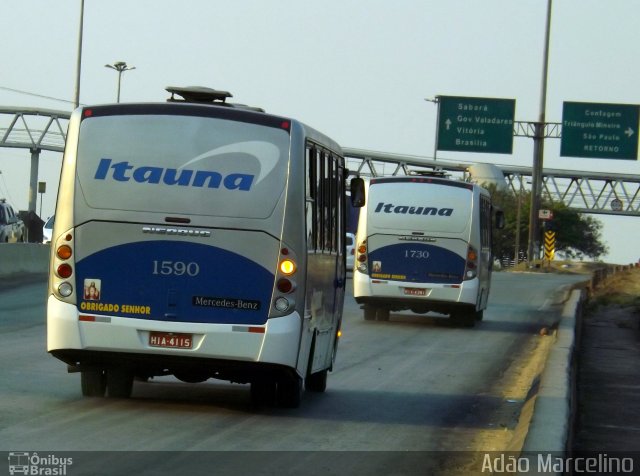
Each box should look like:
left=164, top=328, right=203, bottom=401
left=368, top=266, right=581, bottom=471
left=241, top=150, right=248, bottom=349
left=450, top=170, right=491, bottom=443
left=47, top=296, right=302, bottom=379
left=353, top=274, right=480, bottom=312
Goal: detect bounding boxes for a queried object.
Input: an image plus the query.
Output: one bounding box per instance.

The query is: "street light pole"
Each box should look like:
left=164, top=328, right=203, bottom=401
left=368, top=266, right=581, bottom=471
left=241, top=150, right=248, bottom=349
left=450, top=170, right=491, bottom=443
left=527, top=0, right=553, bottom=265
left=104, top=61, right=136, bottom=103
left=73, top=0, right=84, bottom=108
left=424, top=97, right=440, bottom=162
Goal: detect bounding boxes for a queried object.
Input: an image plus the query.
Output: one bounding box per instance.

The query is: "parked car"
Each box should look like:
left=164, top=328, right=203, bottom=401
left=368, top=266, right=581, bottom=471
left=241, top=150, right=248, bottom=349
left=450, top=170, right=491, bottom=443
left=0, top=199, right=25, bottom=243
left=43, top=214, right=55, bottom=244
left=346, top=232, right=355, bottom=271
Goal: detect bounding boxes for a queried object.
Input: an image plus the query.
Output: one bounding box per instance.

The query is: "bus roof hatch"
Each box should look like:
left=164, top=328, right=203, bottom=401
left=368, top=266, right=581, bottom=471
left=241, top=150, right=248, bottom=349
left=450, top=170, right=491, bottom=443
left=166, top=86, right=232, bottom=103
left=165, top=86, right=265, bottom=112
left=409, top=169, right=451, bottom=178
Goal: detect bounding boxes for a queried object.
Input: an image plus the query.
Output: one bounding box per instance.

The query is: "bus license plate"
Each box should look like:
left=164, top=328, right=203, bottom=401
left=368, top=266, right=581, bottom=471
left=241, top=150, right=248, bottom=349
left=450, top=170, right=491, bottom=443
left=404, top=288, right=426, bottom=296
left=149, top=332, right=193, bottom=349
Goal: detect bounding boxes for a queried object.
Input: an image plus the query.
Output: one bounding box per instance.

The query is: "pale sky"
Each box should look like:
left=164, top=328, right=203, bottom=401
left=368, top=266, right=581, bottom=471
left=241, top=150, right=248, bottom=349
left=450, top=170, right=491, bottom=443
left=1, top=0, right=639, bottom=264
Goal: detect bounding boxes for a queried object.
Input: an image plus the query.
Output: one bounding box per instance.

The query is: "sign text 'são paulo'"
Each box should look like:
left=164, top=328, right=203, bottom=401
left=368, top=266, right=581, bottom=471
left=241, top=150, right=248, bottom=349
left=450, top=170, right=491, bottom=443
left=561, top=101, right=639, bottom=160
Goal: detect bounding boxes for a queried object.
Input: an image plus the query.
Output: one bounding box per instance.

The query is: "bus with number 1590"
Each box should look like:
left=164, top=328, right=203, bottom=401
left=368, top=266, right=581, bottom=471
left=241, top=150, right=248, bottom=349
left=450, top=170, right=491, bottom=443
left=47, top=86, right=364, bottom=408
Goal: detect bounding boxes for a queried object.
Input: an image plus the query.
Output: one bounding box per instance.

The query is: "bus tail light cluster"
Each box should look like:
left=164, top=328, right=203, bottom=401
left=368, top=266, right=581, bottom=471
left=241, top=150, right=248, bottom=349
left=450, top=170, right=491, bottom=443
left=464, top=245, right=478, bottom=280
left=53, top=233, right=75, bottom=298
left=271, top=247, right=298, bottom=317
left=356, top=240, right=368, bottom=274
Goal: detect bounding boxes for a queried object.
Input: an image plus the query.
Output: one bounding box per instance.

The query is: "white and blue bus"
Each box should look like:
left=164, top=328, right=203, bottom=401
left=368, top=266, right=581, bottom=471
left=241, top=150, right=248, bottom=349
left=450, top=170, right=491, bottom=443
left=353, top=173, right=503, bottom=326
left=47, top=87, right=363, bottom=407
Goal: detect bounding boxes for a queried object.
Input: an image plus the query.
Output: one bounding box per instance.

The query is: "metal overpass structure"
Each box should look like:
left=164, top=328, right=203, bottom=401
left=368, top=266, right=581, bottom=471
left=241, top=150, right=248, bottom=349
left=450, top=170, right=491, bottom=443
left=0, top=107, right=70, bottom=213
left=1, top=106, right=639, bottom=217
left=344, top=147, right=640, bottom=217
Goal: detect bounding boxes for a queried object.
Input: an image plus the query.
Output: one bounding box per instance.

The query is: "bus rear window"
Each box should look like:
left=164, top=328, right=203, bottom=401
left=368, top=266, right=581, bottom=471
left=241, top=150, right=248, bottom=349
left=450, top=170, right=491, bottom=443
left=367, top=181, right=472, bottom=233
left=75, top=114, right=290, bottom=219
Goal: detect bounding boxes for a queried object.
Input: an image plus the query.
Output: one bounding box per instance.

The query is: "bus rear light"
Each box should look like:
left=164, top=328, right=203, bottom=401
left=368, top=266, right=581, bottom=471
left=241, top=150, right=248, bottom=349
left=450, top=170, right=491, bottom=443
left=464, top=245, right=479, bottom=280
left=57, top=245, right=72, bottom=260
left=356, top=240, right=369, bottom=274
left=58, top=282, right=73, bottom=297
left=277, top=278, right=296, bottom=293
left=279, top=259, right=296, bottom=275
left=274, top=297, right=290, bottom=312
left=57, top=263, right=73, bottom=279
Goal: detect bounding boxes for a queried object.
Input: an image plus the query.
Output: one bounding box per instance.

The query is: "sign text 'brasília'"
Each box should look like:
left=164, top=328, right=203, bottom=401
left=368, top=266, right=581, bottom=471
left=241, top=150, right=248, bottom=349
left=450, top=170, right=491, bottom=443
left=560, top=101, right=639, bottom=160
left=437, top=96, right=516, bottom=154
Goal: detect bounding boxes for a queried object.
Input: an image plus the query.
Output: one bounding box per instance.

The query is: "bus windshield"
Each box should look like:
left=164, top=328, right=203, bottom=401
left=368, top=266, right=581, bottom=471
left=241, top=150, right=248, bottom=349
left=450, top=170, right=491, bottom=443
left=76, top=113, right=291, bottom=219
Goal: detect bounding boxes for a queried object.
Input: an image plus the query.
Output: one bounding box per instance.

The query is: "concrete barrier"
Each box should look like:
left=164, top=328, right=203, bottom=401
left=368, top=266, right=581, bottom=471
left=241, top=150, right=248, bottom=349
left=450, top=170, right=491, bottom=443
left=521, top=289, right=584, bottom=454
left=519, top=265, right=629, bottom=474
left=0, top=243, right=50, bottom=277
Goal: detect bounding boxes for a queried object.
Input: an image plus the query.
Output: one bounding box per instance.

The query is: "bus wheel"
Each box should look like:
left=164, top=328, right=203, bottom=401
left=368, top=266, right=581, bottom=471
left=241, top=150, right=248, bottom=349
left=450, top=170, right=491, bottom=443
left=277, top=376, right=303, bottom=408
left=250, top=380, right=277, bottom=407
left=106, top=368, right=134, bottom=398
left=451, top=311, right=475, bottom=328
left=475, top=310, right=484, bottom=321
left=364, top=306, right=377, bottom=321
left=376, top=308, right=390, bottom=321
left=80, top=369, right=106, bottom=397
left=306, top=370, right=327, bottom=393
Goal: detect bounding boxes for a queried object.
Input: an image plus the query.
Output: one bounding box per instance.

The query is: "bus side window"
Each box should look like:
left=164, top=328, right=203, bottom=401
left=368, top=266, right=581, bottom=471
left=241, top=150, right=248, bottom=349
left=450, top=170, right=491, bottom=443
left=306, top=146, right=318, bottom=251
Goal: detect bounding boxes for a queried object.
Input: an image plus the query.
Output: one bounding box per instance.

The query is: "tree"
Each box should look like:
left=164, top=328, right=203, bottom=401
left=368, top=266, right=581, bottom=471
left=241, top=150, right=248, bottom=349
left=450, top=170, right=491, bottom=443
left=548, top=204, right=607, bottom=259
left=487, top=185, right=608, bottom=261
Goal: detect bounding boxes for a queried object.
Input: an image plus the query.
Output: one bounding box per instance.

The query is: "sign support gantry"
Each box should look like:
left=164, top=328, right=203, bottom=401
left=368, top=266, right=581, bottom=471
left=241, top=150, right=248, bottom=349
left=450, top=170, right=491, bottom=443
left=0, top=107, right=71, bottom=213
left=343, top=147, right=640, bottom=217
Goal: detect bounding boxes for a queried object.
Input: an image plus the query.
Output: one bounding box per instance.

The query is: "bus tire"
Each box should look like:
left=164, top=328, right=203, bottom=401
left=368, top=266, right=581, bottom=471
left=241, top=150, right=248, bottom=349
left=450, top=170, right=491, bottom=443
left=364, top=306, right=377, bottom=321
left=451, top=310, right=475, bottom=328
left=80, top=369, right=106, bottom=397
left=277, top=375, right=302, bottom=408
left=250, top=380, right=277, bottom=407
left=376, top=308, right=390, bottom=321
left=306, top=370, right=327, bottom=393
left=475, top=310, right=484, bottom=321
left=106, top=368, right=134, bottom=398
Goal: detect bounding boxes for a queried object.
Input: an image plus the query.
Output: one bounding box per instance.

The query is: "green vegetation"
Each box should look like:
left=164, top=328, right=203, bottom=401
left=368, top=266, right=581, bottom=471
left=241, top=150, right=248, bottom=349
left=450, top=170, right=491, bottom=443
left=588, top=268, right=640, bottom=310
left=488, top=186, right=608, bottom=261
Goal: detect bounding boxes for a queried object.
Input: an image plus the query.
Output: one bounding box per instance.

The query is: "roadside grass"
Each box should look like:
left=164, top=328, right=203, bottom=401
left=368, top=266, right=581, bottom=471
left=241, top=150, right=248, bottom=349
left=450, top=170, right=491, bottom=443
left=588, top=267, right=640, bottom=310
left=505, top=260, right=640, bottom=312
left=508, top=260, right=607, bottom=275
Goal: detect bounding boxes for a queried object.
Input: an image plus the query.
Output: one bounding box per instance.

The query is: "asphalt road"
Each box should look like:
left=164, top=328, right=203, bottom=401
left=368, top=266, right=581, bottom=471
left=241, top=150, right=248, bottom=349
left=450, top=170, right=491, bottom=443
left=0, top=272, right=589, bottom=475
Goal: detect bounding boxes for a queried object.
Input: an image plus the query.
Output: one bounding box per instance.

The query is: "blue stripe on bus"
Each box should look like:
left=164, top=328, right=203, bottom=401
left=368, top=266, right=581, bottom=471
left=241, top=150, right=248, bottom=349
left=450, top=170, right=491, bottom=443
left=75, top=241, right=273, bottom=325
left=368, top=243, right=465, bottom=284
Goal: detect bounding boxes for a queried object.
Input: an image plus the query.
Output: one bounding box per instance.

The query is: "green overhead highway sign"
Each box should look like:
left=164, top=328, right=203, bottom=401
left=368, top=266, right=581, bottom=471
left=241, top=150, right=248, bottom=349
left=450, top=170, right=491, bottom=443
left=437, top=96, right=515, bottom=154
left=561, top=101, right=639, bottom=160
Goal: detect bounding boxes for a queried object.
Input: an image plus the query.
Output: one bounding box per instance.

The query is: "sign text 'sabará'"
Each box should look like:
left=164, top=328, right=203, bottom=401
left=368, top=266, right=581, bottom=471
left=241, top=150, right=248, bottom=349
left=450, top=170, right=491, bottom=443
left=437, top=96, right=516, bottom=154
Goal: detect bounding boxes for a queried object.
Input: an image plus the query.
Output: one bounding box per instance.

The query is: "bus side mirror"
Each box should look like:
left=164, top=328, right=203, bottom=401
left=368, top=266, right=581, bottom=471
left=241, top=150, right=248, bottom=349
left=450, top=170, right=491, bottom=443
left=350, top=178, right=365, bottom=207
left=495, top=210, right=505, bottom=229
